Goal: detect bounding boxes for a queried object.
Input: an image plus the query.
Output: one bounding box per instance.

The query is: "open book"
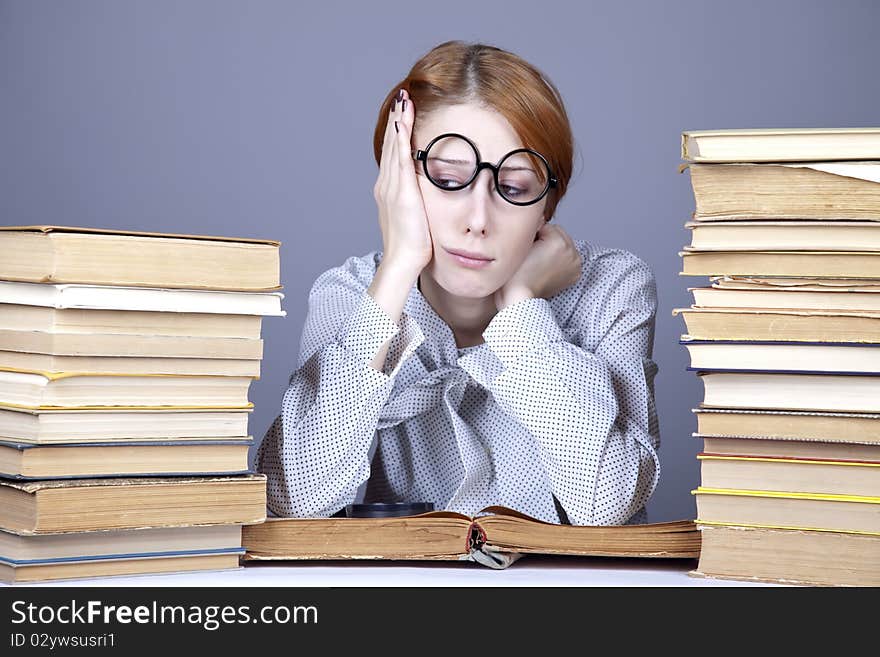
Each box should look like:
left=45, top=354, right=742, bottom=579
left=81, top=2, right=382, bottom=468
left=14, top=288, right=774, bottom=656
left=241, top=506, right=700, bottom=570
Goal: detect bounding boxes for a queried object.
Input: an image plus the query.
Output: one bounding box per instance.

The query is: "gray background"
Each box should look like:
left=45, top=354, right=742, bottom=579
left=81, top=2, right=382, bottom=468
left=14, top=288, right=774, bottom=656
left=2, top=0, right=878, bottom=522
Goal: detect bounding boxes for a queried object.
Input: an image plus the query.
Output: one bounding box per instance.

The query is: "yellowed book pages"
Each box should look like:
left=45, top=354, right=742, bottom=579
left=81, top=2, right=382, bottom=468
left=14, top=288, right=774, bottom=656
left=692, top=408, right=880, bottom=444
left=0, top=524, right=242, bottom=562
left=689, top=286, right=880, bottom=312
left=693, top=487, right=880, bottom=535
left=0, top=225, right=281, bottom=291
left=685, top=163, right=880, bottom=220
left=711, top=275, right=880, bottom=290
left=698, top=454, right=880, bottom=497
left=0, top=406, right=252, bottom=444
left=681, top=127, right=880, bottom=162
left=0, top=552, right=242, bottom=584
left=242, top=508, right=701, bottom=561
left=693, top=525, right=880, bottom=586
left=0, top=352, right=260, bottom=377
left=0, top=439, right=253, bottom=478
left=697, top=434, right=880, bottom=461
left=0, top=329, right=262, bottom=360
left=680, top=249, right=880, bottom=278
left=0, top=369, right=254, bottom=409
left=673, top=307, right=880, bottom=342
left=686, top=220, right=880, bottom=250
left=0, top=303, right=263, bottom=338
left=0, top=473, right=267, bottom=534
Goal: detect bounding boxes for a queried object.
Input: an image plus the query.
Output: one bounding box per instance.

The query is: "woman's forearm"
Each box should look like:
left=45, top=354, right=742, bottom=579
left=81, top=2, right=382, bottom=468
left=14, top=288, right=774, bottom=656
left=366, top=258, right=421, bottom=372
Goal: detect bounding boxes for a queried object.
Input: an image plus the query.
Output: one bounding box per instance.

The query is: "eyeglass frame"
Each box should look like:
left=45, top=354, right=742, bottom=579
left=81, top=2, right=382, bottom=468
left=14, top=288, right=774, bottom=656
left=411, top=132, right=558, bottom=207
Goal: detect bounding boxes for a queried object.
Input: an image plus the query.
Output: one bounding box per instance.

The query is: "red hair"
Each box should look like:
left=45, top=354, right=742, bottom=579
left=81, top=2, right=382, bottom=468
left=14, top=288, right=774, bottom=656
left=372, top=40, right=574, bottom=222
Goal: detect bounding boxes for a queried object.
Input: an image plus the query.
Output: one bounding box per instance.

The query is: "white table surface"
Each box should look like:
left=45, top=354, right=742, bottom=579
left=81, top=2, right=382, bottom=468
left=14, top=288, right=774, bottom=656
left=8, top=555, right=781, bottom=587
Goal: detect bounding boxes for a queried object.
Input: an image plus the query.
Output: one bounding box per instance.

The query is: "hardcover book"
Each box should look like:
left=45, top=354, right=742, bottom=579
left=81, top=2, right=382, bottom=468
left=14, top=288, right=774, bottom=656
left=0, top=438, right=253, bottom=479
left=680, top=339, right=880, bottom=373
left=0, top=225, right=281, bottom=291
left=0, top=405, right=252, bottom=444
left=680, top=127, right=880, bottom=162
left=0, top=369, right=254, bottom=409
left=692, top=524, right=880, bottom=587
left=683, top=162, right=880, bottom=220
left=679, top=248, right=880, bottom=278
left=685, top=220, right=880, bottom=251
left=689, top=283, right=880, bottom=312
left=693, top=487, right=880, bottom=535
left=692, top=407, right=880, bottom=443
left=0, top=524, right=243, bottom=584
left=0, top=474, right=267, bottom=534
left=695, top=434, right=880, bottom=462
left=693, top=368, right=880, bottom=413
left=673, top=307, right=880, bottom=342
left=697, top=453, right=880, bottom=497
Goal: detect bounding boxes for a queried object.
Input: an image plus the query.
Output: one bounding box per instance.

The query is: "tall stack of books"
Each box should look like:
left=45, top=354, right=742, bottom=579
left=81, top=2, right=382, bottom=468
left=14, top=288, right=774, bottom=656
left=674, top=128, right=880, bottom=586
left=0, top=225, right=283, bottom=583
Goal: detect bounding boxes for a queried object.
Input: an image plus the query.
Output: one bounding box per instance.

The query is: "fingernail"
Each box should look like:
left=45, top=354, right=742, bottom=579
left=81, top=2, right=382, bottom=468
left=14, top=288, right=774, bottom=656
left=402, top=100, right=407, bottom=112
left=398, top=89, right=404, bottom=101
left=394, top=121, right=399, bottom=133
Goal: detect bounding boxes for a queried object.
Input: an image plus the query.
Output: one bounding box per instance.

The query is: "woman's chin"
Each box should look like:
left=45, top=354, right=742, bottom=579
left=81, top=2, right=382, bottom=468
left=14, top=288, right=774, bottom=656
left=439, top=278, right=498, bottom=299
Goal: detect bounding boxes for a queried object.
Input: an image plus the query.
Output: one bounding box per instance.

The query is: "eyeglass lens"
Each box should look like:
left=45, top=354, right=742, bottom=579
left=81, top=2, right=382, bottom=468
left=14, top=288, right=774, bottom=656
left=424, top=135, right=549, bottom=205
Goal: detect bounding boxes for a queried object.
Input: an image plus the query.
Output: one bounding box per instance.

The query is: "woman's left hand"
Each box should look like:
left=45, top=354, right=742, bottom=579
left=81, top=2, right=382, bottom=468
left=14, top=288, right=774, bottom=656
left=493, top=224, right=582, bottom=310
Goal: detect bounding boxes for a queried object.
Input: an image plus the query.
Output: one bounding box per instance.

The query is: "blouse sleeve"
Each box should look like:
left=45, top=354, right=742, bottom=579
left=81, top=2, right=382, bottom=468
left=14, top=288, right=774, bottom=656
left=479, top=251, right=661, bottom=526
left=255, top=261, right=425, bottom=517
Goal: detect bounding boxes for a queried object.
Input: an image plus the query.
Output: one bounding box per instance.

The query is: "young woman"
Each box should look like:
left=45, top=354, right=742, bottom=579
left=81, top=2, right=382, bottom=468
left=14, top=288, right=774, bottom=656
left=256, top=41, right=660, bottom=526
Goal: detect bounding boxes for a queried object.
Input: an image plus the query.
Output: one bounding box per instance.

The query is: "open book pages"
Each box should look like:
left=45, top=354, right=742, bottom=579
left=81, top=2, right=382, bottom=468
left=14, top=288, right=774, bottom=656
left=242, top=506, right=700, bottom=569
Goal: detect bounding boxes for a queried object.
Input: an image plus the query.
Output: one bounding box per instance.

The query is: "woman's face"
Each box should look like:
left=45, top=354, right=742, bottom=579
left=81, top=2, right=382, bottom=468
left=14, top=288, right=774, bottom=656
left=412, top=102, right=548, bottom=299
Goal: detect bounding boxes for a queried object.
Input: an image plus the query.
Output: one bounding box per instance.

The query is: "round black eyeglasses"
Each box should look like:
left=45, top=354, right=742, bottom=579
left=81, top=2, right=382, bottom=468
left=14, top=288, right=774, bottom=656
left=411, top=133, right=557, bottom=207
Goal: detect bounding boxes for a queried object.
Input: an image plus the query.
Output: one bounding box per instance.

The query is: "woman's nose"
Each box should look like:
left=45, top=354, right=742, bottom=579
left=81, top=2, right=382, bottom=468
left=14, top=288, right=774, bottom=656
left=464, top=170, right=496, bottom=233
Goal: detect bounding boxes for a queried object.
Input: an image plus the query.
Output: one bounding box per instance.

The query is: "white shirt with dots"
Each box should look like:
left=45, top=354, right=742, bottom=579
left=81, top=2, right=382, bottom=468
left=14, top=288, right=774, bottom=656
left=256, top=239, right=661, bottom=526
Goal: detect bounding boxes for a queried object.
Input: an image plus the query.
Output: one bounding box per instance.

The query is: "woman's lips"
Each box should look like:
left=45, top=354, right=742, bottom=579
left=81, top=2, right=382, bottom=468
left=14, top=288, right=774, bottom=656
left=445, top=248, right=493, bottom=269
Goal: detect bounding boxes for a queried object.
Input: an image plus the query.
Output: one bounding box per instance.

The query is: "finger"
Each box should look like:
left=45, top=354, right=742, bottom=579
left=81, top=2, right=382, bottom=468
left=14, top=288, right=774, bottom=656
left=395, top=91, right=414, bottom=171
left=380, top=92, right=401, bottom=168
left=379, top=94, right=403, bottom=196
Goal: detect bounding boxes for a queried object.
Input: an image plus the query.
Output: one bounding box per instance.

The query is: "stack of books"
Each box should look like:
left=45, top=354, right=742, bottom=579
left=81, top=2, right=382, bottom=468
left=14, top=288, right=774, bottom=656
left=674, top=128, right=880, bottom=586
left=0, top=225, right=282, bottom=583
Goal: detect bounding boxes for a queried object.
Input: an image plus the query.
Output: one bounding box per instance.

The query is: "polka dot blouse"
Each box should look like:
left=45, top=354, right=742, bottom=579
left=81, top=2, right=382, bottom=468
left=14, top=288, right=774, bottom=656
left=256, top=239, right=661, bottom=526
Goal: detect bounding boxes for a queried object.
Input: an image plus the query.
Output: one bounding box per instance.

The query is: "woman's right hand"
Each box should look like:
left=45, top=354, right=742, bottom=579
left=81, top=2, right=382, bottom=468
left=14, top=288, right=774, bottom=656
left=372, top=89, right=433, bottom=277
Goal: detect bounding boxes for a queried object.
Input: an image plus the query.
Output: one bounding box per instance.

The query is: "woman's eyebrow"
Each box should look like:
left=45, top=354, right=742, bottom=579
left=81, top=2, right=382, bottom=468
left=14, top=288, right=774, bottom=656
left=426, top=156, right=473, bottom=165
left=500, top=164, right=537, bottom=173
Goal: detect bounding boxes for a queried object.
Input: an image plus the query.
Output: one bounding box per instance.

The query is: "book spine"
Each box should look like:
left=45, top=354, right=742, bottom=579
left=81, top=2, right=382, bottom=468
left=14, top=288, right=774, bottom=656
left=466, top=520, right=487, bottom=553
